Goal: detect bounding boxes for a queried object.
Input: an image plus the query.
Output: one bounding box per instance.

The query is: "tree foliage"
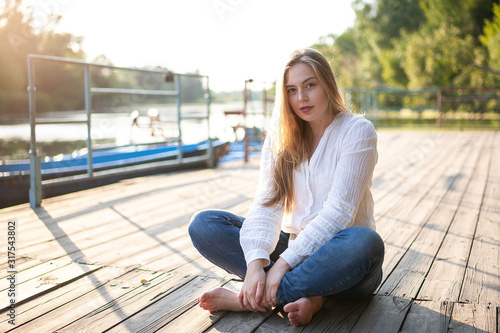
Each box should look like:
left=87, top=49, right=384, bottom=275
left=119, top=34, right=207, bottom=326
left=0, top=0, right=205, bottom=118
left=480, top=3, right=500, bottom=72
left=314, top=0, right=500, bottom=90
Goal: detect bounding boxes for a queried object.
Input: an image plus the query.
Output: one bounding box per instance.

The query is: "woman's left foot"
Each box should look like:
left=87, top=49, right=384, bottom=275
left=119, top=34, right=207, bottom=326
left=283, top=296, right=324, bottom=326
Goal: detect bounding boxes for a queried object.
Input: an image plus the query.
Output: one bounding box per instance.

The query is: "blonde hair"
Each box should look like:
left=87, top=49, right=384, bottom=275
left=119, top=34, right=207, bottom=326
left=263, top=48, right=348, bottom=213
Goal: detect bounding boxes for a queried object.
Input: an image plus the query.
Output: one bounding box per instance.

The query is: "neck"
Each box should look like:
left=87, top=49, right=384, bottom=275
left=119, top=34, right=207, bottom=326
left=308, top=112, right=335, bottom=141
left=306, top=112, right=336, bottom=160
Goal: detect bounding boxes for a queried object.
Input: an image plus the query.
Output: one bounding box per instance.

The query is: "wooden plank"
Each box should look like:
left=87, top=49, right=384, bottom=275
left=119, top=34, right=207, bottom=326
left=373, top=132, right=451, bottom=205
left=0, top=266, right=129, bottom=330
left=0, top=262, right=102, bottom=312
left=56, top=271, right=194, bottom=332
left=373, top=133, right=462, bottom=252
left=253, top=308, right=299, bottom=332
left=375, top=132, right=475, bottom=225
left=349, top=295, right=411, bottom=332
left=449, top=303, right=497, bottom=332
left=376, top=133, right=478, bottom=293
left=11, top=268, right=154, bottom=333
left=106, top=275, right=224, bottom=332
left=154, top=303, right=227, bottom=333
left=400, top=300, right=453, bottom=332
left=417, top=134, right=492, bottom=302
left=204, top=311, right=274, bottom=333
left=0, top=162, right=253, bottom=236
left=378, top=134, right=483, bottom=299
left=15, top=182, right=255, bottom=267
left=373, top=132, right=463, bottom=217
left=0, top=259, right=70, bottom=293
left=14, top=169, right=255, bottom=252
left=0, top=256, right=44, bottom=280
left=459, top=132, right=500, bottom=305
left=67, top=194, right=252, bottom=268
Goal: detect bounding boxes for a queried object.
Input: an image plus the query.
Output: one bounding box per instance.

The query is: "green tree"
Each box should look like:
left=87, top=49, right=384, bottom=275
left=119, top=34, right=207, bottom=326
left=0, top=0, right=86, bottom=115
left=313, top=0, right=499, bottom=90
left=311, top=31, right=367, bottom=88
left=480, top=2, right=500, bottom=74
left=350, top=0, right=426, bottom=87
left=404, top=24, right=476, bottom=88
left=421, top=0, right=498, bottom=42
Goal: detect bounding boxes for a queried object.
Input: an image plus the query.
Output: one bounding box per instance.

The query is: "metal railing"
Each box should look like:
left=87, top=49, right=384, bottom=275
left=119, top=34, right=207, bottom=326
left=28, top=54, right=213, bottom=208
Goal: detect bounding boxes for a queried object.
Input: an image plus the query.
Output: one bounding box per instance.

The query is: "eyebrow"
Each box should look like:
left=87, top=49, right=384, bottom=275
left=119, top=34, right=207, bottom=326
left=285, top=76, right=317, bottom=88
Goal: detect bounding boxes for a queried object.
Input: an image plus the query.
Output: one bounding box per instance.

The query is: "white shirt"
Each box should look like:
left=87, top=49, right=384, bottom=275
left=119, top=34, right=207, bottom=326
left=240, top=112, right=378, bottom=268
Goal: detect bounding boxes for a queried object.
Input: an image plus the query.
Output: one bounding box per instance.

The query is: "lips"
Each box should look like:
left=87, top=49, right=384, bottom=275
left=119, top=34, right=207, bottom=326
left=300, top=106, right=313, bottom=113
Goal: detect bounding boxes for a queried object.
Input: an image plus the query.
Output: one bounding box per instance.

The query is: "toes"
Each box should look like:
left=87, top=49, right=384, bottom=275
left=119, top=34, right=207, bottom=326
left=283, top=302, right=299, bottom=313
left=289, top=317, right=301, bottom=326
left=199, top=293, right=207, bottom=303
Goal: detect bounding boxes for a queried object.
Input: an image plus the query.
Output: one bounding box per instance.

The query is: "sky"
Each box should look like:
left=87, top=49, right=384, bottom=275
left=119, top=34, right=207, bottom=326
left=23, top=0, right=356, bottom=92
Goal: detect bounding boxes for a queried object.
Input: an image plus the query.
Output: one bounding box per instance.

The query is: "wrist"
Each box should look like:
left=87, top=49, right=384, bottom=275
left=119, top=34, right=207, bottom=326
left=275, top=258, right=292, bottom=272
left=247, top=259, right=267, bottom=270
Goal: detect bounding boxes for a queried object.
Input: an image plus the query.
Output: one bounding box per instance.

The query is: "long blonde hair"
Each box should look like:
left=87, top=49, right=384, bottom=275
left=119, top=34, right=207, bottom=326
left=263, top=48, right=348, bottom=213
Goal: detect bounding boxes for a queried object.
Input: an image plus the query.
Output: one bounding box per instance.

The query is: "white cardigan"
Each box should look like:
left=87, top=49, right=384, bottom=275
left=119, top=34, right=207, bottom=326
left=240, top=112, right=378, bottom=269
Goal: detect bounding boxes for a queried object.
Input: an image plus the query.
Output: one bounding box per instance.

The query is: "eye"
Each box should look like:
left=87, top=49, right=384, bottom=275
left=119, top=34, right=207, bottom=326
left=306, top=82, right=316, bottom=88
left=287, top=88, right=296, bottom=94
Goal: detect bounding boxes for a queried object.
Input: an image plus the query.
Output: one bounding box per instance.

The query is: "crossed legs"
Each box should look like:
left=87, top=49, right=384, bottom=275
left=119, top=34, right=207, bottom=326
left=188, top=209, right=384, bottom=326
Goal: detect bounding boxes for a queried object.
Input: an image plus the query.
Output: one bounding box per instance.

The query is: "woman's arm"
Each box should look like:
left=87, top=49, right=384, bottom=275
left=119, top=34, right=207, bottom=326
left=240, top=133, right=284, bottom=266
left=239, top=133, right=284, bottom=310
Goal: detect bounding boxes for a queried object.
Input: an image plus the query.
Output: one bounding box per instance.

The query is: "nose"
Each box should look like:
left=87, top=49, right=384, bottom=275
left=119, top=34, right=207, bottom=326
left=298, top=88, right=308, bottom=102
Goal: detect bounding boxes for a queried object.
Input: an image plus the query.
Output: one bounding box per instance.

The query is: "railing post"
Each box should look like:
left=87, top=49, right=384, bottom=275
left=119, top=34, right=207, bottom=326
left=206, top=76, right=214, bottom=168
left=175, top=74, right=183, bottom=163
left=28, top=56, right=42, bottom=208
left=84, top=65, right=93, bottom=176
left=372, top=89, right=378, bottom=129
left=437, top=88, right=442, bottom=128
left=243, top=79, right=250, bottom=163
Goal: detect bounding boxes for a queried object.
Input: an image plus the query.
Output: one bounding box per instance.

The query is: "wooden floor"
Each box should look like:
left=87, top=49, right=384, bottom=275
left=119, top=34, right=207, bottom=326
left=0, top=130, right=499, bottom=332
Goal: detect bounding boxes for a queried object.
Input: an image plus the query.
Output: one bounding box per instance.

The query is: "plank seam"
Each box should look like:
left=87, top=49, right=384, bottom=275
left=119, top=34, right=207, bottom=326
left=457, top=132, right=494, bottom=305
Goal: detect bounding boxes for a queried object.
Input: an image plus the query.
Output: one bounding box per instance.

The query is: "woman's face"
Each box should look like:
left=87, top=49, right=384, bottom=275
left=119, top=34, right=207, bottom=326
left=285, top=62, right=329, bottom=128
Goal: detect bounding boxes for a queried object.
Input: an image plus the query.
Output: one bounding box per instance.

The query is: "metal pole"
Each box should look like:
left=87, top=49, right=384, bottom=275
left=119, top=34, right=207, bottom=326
left=437, top=88, right=442, bottom=128
left=206, top=76, right=214, bottom=168
left=175, top=74, right=183, bottom=163
left=84, top=65, right=93, bottom=176
left=28, top=56, right=42, bottom=208
left=243, top=80, right=250, bottom=163
left=372, top=89, right=378, bottom=129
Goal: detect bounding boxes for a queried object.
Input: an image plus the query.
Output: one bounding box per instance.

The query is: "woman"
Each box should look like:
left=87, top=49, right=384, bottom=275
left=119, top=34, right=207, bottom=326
left=188, top=48, right=384, bottom=326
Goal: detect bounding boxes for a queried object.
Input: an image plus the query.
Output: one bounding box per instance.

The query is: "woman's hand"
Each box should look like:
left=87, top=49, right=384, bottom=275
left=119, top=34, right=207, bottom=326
left=238, top=259, right=269, bottom=312
left=263, top=258, right=291, bottom=309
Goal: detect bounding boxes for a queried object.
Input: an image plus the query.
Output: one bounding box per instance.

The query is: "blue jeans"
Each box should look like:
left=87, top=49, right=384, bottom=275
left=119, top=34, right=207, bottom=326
left=188, top=209, right=384, bottom=305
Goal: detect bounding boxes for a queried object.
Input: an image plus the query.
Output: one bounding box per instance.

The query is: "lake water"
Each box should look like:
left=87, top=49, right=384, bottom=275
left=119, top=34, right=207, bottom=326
left=0, top=101, right=271, bottom=146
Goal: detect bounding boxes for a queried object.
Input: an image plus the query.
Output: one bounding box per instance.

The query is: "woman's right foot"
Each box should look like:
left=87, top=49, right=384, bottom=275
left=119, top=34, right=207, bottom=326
left=198, top=287, right=247, bottom=313
left=283, top=296, right=324, bottom=326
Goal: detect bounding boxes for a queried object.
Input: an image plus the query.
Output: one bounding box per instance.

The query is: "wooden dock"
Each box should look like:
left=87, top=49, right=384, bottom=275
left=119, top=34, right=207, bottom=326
left=0, top=130, right=498, bottom=332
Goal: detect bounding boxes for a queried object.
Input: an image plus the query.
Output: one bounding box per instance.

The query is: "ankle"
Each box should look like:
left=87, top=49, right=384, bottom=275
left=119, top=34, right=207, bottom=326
left=310, top=296, right=324, bottom=313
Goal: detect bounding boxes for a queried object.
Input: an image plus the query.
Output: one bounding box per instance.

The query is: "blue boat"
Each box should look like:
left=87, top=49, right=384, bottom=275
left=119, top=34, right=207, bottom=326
left=0, top=140, right=230, bottom=208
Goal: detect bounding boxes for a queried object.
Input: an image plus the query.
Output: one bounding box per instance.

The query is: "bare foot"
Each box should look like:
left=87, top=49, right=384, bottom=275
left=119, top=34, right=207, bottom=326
left=283, top=296, right=324, bottom=326
left=198, top=287, right=247, bottom=313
